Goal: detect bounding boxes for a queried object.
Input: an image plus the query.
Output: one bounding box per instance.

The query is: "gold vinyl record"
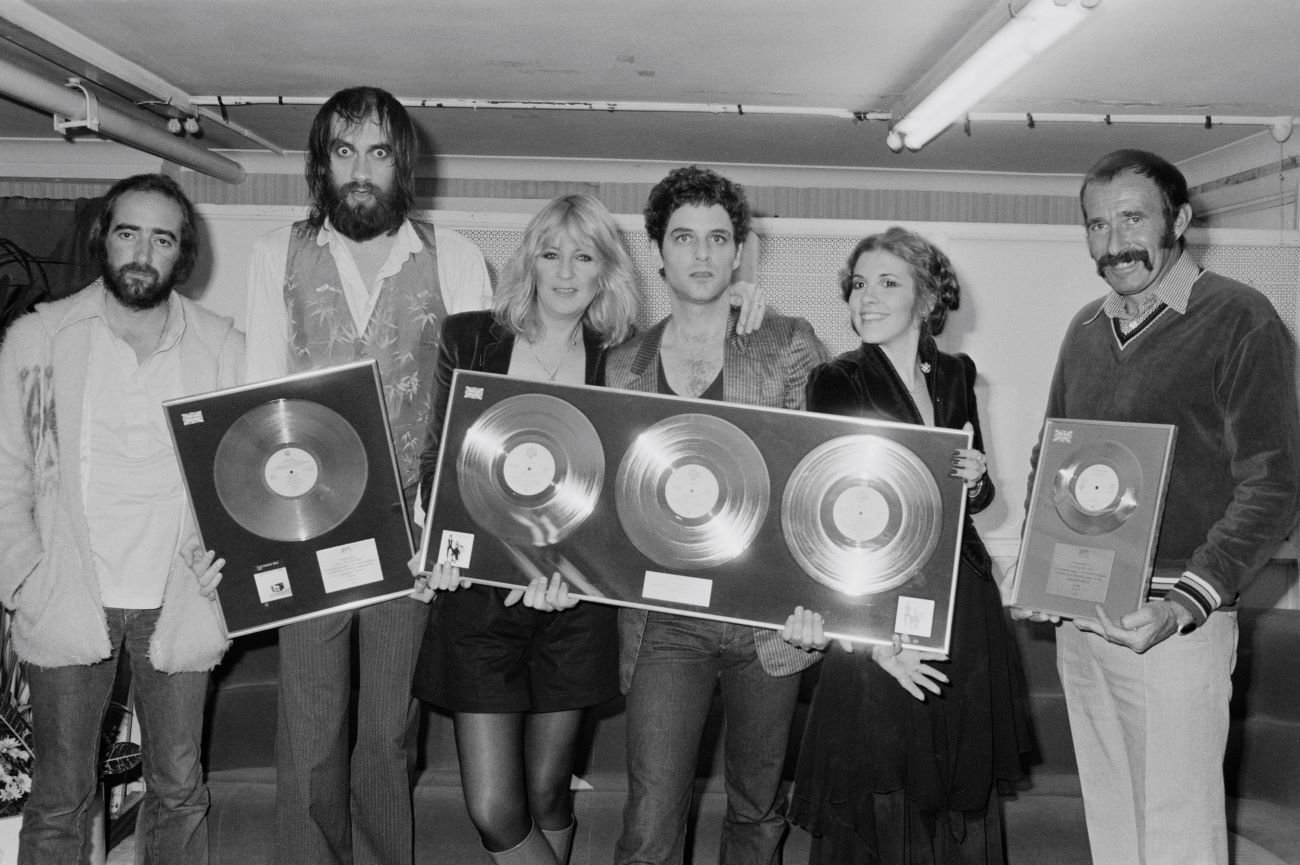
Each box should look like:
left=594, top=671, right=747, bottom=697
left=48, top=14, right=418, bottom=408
left=1051, top=440, right=1143, bottom=535
left=457, top=394, right=604, bottom=546
left=213, top=398, right=369, bottom=543
left=782, top=435, right=942, bottom=595
left=615, top=413, right=769, bottom=569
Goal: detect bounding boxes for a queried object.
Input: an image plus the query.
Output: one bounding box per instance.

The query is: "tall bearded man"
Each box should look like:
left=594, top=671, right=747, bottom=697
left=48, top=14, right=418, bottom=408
left=244, top=86, right=491, bottom=865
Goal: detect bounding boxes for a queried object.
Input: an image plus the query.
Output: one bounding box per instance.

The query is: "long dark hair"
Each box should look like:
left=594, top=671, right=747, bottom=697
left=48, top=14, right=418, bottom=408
left=305, top=87, right=417, bottom=229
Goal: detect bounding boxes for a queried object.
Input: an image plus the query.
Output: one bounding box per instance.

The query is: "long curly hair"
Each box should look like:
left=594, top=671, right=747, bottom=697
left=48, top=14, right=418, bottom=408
left=839, top=227, right=961, bottom=337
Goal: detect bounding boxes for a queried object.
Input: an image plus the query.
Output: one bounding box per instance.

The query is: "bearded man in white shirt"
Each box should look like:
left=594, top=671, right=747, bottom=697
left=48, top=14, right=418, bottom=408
left=0, top=173, right=238, bottom=864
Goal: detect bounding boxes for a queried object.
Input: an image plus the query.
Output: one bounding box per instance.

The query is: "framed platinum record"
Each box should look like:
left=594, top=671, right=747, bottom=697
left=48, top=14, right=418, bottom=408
left=1012, top=418, right=1177, bottom=623
left=422, top=370, right=972, bottom=654
left=165, top=360, right=414, bottom=637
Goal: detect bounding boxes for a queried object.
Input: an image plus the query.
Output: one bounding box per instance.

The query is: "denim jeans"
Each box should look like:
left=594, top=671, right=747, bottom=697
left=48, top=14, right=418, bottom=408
left=19, top=607, right=211, bottom=865
left=614, top=613, right=802, bottom=865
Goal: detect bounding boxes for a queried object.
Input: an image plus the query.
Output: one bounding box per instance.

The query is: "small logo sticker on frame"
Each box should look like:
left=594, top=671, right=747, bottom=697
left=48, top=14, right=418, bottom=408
left=438, top=530, right=475, bottom=567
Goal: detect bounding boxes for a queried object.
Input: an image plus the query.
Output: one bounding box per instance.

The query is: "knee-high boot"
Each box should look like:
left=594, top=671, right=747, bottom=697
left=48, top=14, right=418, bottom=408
left=488, top=822, right=558, bottom=865
left=541, top=817, right=575, bottom=865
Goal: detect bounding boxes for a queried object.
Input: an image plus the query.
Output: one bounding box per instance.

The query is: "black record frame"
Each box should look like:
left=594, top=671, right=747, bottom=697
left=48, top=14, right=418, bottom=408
left=165, top=359, right=414, bottom=637
left=422, top=370, right=969, bottom=653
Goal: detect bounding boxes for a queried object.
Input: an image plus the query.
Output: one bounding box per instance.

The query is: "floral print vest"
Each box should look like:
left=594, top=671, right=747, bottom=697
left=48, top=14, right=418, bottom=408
left=283, top=220, right=446, bottom=489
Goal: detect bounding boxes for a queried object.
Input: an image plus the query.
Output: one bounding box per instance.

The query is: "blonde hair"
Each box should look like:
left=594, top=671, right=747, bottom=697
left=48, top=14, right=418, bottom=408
left=493, top=194, right=639, bottom=348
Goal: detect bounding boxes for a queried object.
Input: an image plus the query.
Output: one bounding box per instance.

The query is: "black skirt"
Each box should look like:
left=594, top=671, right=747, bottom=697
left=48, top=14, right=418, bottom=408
left=787, top=550, right=1031, bottom=863
left=413, top=583, right=619, bottom=714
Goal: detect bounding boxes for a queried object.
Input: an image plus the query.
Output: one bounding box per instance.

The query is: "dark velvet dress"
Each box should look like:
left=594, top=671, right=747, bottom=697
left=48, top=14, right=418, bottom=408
left=787, top=339, right=1031, bottom=864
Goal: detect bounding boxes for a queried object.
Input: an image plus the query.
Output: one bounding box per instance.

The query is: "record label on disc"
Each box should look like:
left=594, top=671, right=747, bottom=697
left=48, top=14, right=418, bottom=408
left=1074, top=464, right=1119, bottom=512
left=502, top=443, right=557, bottom=497
left=664, top=464, right=720, bottom=520
left=832, top=485, right=890, bottom=543
left=264, top=447, right=319, bottom=497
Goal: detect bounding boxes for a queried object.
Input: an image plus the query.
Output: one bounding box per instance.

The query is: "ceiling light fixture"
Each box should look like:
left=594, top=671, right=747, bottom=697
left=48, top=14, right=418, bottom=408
left=888, top=0, right=1100, bottom=153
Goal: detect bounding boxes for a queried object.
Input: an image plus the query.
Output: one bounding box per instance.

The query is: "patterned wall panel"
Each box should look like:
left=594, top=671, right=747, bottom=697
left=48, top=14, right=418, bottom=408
left=454, top=227, right=1300, bottom=358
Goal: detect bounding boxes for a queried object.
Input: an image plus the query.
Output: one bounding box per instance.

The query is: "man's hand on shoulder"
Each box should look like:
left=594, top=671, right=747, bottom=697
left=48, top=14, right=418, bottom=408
left=729, top=280, right=766, bottom=335
left=1074, top=598, right=1190, bottom=653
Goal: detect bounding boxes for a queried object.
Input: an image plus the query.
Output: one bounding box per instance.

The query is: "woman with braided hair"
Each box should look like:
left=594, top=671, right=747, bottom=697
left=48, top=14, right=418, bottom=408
left=783, top=227, right=1030, bottom=864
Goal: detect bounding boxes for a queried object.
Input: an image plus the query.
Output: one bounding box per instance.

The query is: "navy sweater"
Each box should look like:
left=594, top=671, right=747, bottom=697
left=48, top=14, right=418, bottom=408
left=1041, top=266, right=1299, bottom=623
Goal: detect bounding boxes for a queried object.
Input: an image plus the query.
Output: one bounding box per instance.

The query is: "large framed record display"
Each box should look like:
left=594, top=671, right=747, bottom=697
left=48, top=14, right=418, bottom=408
left=1012, top=418, right=1177, bottom=623
left=421, top=370, right=971, bottom=653
left=165, top=360, right=414, bottom=636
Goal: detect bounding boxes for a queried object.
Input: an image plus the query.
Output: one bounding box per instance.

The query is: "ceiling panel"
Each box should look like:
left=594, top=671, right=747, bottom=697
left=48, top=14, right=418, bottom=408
left=0, top=0, right=1295, bottom=175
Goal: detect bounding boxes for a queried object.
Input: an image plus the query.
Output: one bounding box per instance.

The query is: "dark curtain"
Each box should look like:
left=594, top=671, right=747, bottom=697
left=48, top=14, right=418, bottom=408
left=1, top=196, right=102, bottom=336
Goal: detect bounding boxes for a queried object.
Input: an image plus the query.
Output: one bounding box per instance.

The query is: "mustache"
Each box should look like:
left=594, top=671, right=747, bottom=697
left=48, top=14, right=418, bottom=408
left=340, top=181, right=379, bottom=198
left=1096, top=248, right=1153, bottom=275
left=117, top=263, right=161, bottom=282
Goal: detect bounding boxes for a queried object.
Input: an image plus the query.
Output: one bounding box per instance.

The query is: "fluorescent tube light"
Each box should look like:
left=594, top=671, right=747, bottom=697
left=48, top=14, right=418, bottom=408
left=889, top=0, right=1098, bottom=152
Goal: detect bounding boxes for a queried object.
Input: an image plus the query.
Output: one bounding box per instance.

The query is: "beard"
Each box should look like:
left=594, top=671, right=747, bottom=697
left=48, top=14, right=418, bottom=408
left=325, top=180, right=404, bottom=241
left=103, top=262, right=175, bottom=311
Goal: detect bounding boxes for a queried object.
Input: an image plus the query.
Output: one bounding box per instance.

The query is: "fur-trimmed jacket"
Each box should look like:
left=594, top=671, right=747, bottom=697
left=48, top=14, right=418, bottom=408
left=0, top=283, right=241, bottom=671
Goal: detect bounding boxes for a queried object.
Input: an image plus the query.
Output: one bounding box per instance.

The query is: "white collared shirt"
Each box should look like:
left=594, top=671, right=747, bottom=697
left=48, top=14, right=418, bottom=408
left=81, top=286, right=187, bottom=609
left=243, top=218, right=492, bottom=383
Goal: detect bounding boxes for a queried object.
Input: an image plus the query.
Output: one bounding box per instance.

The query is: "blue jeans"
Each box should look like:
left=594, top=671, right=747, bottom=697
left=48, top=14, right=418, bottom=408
left=19, top=607, right=211, bottom=865
left=615, top=614, right=802, bottom=865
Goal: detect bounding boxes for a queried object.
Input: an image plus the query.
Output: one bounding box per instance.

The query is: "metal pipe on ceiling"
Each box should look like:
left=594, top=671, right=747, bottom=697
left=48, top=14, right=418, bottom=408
left=0, top=57, right=246, bottom=184
left=194, top=95, right=1297, bottom=141
left=193, top=95, right=865, bottom=120
left=0, top=0, right=284, bottom=154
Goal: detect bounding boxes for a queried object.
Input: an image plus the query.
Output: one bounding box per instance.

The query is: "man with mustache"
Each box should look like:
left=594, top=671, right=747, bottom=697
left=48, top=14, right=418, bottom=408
left=0, top=173, right=239, bottom=863
left=244, top=87, right=491, bottom=865
left=1018, top=149, right=1299, bottom=864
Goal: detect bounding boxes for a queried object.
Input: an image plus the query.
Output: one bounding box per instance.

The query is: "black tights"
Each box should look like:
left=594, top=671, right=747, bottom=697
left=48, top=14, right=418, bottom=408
left=452, top=709, right=582, bottom=853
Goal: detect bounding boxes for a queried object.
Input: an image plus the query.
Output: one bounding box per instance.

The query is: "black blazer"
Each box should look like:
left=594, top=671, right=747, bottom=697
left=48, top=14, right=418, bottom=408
left=417, top=310, right=607, bottom=503
left=805, top=336, right=995, bottom=573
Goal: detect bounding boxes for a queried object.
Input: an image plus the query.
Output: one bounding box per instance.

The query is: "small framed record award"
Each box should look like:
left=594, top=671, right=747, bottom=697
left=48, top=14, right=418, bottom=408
left=165, top=360, right=414, bottom=636
left=1012, top=418, right=1177, bottom=622
left=421, top=370, right=971, bottom=653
